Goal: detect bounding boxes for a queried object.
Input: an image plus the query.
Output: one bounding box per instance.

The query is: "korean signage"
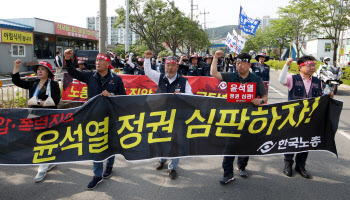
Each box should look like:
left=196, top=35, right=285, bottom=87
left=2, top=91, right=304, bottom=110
left=227, top=82, right=256, bottom=103
left=55, top=22, right=98, bottom=40
left=0, top=29, right=33, bottom=44
left=0, top=94, right=342, bottom=165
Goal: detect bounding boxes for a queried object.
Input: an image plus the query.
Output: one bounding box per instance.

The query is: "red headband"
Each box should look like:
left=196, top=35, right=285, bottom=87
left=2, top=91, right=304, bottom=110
left=97, top=54, right=111, bottom=62
left=298, top=60, right=315, bottom=67
left=165, top=59, right=178, bottom=65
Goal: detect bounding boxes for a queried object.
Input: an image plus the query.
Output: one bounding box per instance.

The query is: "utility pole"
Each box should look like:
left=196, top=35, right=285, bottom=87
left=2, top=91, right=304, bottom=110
left=190, top=0, right=198, bottom=20
left=199, top=9, right=209, bottom=30
left=125, top=0, right=130, bottom=53
left=190, top=0, right=198, bottom=54
left=99, top=0, right=107, bottom=52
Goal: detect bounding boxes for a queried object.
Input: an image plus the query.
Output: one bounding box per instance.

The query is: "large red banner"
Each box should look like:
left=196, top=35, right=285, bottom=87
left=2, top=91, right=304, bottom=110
left=62, top=73, right=268, bottom=102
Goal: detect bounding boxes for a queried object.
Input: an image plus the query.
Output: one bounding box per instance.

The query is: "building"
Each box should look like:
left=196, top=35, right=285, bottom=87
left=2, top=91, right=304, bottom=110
left=1, top=18, right=99, bottom=74
left=0, top=19, right=34, bottom=74
left=258, top=16, right=272, bottom=30
left=305, top=38, right=334, bottom=62
left=87, top=14, right=139, bottom=45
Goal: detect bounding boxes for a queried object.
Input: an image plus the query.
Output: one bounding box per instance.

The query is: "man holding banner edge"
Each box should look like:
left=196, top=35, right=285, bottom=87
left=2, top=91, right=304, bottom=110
left=210, top=50, right=268, bottom=184
left=64, top=49, right=126, bottom=190
left=279, top=56, right=334, bottom=179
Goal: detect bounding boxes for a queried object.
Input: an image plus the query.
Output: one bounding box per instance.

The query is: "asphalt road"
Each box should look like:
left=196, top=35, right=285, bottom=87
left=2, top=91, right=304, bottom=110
left=1, top=70, right=350, bottom=200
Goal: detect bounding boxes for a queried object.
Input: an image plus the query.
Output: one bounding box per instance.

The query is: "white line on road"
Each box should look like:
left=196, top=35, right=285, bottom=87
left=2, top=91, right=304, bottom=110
left=269, top=86, right=286, bottom=96
left=338, top=130, right=350, bottom=140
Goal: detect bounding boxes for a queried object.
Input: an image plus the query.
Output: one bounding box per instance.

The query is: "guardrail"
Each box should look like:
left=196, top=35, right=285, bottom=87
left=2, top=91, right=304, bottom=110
left=0, top=74, right=63, bottom=108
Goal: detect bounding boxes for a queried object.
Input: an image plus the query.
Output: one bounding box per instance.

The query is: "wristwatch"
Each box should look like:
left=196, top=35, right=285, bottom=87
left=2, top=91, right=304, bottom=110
left=260, top=99, right=264, bottom=104
left=37, top=99, right=41, bottom=105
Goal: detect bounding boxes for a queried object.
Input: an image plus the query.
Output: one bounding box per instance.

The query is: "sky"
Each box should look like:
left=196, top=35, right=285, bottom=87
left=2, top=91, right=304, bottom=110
left=0, top=0, right=290, bottom=29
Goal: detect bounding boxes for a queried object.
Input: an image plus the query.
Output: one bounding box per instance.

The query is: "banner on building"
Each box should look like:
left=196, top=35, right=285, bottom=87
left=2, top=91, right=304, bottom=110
left=239, top=6, right=261, bottom=36
left=55, top=22, right=99, bottom=40
left=0, top=94, right=342, bottom=165
left=0, top=29, right=33, bottom=44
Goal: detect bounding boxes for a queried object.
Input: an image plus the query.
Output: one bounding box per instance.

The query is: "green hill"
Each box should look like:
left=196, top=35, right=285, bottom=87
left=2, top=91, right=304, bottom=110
left=205, top=25, right=241, bottom=41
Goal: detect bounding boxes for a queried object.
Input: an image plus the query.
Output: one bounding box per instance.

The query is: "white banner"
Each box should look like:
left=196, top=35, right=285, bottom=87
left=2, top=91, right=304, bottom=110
left=225, top=32, right=246, bottom=54
left=232, top=29, right=246, bottom=53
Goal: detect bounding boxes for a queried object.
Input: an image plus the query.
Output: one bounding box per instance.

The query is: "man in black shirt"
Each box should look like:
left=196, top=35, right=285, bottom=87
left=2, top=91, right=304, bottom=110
left=211, top=50, right=267, bottom=185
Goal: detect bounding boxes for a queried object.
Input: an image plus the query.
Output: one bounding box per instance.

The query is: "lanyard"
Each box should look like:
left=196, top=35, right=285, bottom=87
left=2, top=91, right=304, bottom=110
left=33, top=80, right=51, bottom=98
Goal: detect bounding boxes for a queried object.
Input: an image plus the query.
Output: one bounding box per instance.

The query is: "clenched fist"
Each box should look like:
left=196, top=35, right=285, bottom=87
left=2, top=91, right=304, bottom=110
left=14, top=59, right=22, bottom=68
left=214, top=50, right=224, bottom=59
left=144, top=50, right=153, bottom=59
left=286, top=58, right=293, bottom=66
left=64, top=49, right=74, bottom=60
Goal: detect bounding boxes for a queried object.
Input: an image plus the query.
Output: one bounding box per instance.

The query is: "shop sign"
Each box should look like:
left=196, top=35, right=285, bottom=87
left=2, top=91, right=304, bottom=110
left=55, top=22, right=98, bottom=41
left=1, top=29, right=33, bottom=44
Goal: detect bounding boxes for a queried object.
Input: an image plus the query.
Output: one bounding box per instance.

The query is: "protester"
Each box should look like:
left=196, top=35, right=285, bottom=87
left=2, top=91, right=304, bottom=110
left=225, top=54, right=237, bottom=73
left=77, top=60, right=89, bottom=71
left=64, top=49, right=126, bottom=190
left=278, top=56, right=334, bottom=179
left=144, top=50, right=193, bottom=180
left=128, top=53, right=145, bottom=75
left=251, top=52, right=270, bottom=82
left=179, top=54, right=190, bottom=75
left=11, top=59, right=60, bottom=182
left=203, top=55, right=213, bottom=76
left=210, top=50, right=267, bottom=185
left=122, top=56, right=134, bottom=74
left=188, top=54, right=203, bottom=76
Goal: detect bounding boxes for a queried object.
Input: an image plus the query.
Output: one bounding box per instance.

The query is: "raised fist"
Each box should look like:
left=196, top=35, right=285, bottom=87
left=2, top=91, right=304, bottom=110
left=214, top=50, right=224, bottom=59
left=64, top=49, right=74, bottom=60
left=14, top=59, right=22, bottom=68
left=144, top=50, right=153, bottom=59
left=286, top=58, right=293, bottom=66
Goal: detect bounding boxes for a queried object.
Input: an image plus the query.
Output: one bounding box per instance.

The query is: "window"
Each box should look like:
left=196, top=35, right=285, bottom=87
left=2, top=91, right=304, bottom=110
left=12, top=44, right=25, bottom=57
left=325, top=43, right=331, bottom=52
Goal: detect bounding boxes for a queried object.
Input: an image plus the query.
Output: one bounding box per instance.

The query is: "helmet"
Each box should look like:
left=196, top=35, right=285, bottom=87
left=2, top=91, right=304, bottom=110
left=324, top=57, right=330, bottom=62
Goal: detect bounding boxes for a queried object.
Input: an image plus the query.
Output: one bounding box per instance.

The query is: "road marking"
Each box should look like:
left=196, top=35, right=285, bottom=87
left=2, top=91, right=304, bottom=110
left=338, top=130, right=350, bottom=140
left=269, top=86, right=286, bottom=96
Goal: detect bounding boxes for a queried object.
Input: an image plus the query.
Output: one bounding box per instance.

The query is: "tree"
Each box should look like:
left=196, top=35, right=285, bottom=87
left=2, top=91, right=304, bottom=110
left=278, top=3, right=317, bottom=60
left=295, top=0, right=350, bottom=66
left=265, top=18, right=294, bottom=60
left=115, top=0, right=173, bottom=56
left=241, top=29, right=268, bottom=54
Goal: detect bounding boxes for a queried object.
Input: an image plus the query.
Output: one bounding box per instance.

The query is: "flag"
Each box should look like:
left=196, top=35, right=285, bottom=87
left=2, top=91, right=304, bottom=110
left=232, top=29, right=246, bottom=53
left=225, top=32, right=235, bottom=53
left=239, top=6, right=261, bottom=36
left=225, top=32, right=245, bottom=54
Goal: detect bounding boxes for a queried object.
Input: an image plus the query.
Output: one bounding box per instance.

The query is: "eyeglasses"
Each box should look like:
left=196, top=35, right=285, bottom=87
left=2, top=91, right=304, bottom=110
left=303, top=64, right=316, bottom=68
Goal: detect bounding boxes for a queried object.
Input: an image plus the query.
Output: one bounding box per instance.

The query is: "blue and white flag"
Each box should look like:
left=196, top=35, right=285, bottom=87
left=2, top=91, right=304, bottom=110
left=225, top=32, right=245, bottom=54
left=239, top=6, right=261, bottom=36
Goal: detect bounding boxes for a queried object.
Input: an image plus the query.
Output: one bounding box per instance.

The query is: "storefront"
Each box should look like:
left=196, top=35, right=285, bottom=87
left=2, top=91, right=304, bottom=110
left=54, top=22, right=99, bottom=55
left=4, top=18, right=99, bottom=71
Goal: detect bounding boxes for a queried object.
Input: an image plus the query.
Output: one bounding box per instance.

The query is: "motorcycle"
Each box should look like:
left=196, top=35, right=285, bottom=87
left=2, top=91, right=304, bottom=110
left=318, top=65, right=345, bottom=95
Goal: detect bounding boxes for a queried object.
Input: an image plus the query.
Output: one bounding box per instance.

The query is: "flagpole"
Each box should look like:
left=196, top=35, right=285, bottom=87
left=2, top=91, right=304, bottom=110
left=234, top=5, right=242, bottom=56
left=289, top=41, right=292, bottom=58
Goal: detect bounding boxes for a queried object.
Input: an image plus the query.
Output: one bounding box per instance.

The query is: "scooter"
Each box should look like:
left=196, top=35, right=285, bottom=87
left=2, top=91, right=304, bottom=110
left=319, top=65, right=345, bottom=95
